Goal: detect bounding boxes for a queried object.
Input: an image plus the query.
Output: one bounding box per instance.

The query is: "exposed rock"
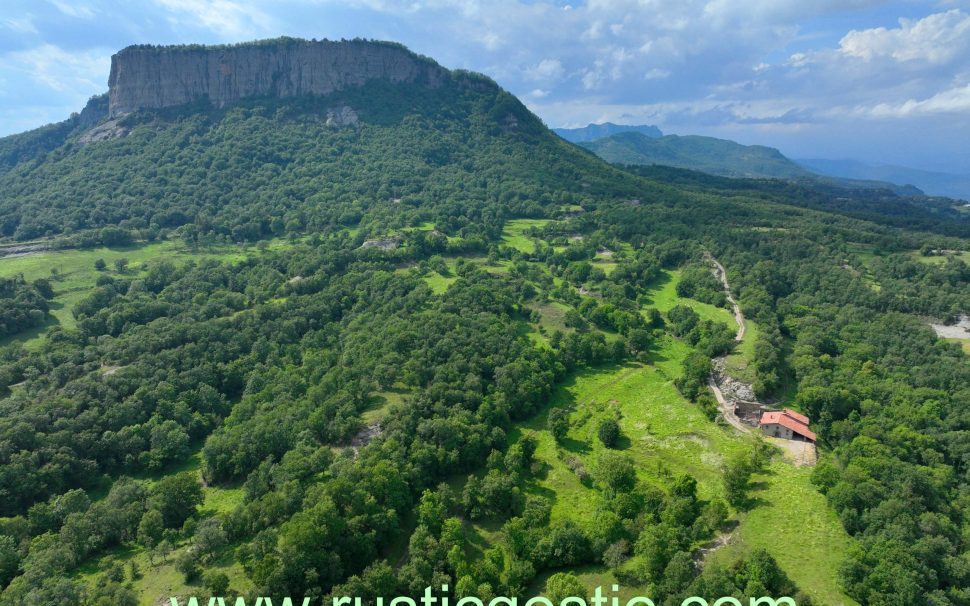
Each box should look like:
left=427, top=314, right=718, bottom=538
left=325, top=105, right=359, bottom=128
left=77, top=94, right=109, bottom=129
left=77, top=119, right=128, bottom=146
left=351, top=423, right=383, bottom=448
left=500, top=113, right=520, bottom=132
left=930, top=314, right=970, bottom=339
left=108, top=38, right=450, bottom=117
left=0, top=243, right=51, bottom=259
left=360, top=237, right=400, bottom=250
left=711, top=358, right=757, bottom=402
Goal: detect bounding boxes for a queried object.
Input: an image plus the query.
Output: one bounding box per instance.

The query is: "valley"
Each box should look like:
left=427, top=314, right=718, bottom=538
left=0, top=38, right=967, bottom=606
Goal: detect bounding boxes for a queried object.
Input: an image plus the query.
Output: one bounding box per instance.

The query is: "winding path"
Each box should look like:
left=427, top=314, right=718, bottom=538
left=707, top=253, right=745, bottom=342
left=704, top=252, right=751, bottom=433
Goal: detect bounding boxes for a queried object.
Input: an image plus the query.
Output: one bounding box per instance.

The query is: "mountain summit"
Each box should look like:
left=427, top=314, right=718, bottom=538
left=107, top=38, right=449, bottom=117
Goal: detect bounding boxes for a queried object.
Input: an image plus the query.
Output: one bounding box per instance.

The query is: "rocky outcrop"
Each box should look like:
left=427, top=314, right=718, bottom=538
left=77, top=94, right=109, bottom=129
left=107, top=38, right=449, bottom=117
left=77, top=119, right=127, bottom=146
left=325, top=106, right=359, bottom=128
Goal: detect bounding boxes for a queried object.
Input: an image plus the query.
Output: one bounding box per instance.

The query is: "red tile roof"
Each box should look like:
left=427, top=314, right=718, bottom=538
left=759, top=409, right=817, bottom=441
left=782, top=407, right=809, bottom=425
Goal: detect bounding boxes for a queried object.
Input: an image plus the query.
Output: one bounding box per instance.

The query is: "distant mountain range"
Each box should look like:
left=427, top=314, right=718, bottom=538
left=553, top=122, right=662, bottom=143
left=558, top=124, right=946, bottom=198
left=797, top=158, right=970, bottom=202
left=576, top=131, right=809, bottom=180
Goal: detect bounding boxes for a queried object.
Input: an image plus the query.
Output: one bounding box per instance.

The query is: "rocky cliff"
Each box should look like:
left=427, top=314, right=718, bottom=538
left=107, top=38, right=449, bottom=117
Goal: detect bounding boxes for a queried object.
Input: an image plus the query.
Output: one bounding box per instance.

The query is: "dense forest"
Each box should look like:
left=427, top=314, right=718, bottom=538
left=0, top=55, right=969, bottom=606
left=0, top=276, right=52, bottom=338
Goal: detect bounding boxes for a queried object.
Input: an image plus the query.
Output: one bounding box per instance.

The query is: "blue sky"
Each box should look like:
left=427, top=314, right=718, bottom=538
left=1, top=0, right=969, bottom=172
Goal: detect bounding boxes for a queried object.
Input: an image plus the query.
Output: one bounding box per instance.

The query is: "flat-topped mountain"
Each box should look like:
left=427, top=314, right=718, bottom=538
left=107, top=38, right=449, bottom=116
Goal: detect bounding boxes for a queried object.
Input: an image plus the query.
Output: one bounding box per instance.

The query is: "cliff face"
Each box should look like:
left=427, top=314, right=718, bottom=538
left=107, top=39, right=449, bottom=117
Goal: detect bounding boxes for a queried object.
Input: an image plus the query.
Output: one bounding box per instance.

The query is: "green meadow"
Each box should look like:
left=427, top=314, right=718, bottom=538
left=501, top=219, right=553, bottom=253
left=710, top=460, right=858, bottom=606
left=0, top=238, right=289, bottom=349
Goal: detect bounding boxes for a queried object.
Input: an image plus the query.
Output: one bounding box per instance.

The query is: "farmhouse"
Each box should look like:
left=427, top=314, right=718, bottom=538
left=759, top=408, right=816, bottom=442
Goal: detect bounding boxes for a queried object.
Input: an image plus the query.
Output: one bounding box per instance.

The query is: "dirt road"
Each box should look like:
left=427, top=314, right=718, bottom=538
left=704, top=253, right=752, bottom=433
left=707, top=254, right=745, bottom=342
left=708, top=376, right=751, bottom=434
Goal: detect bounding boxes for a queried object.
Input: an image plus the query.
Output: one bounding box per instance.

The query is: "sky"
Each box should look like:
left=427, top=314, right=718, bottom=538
left=1, top=0, right=969, bottom=173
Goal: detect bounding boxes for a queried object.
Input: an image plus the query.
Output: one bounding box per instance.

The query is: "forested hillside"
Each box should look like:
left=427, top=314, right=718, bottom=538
left=1, top=40, right=969, bottom=606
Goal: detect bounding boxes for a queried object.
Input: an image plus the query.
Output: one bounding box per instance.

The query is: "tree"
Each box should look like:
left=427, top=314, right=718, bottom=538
left=127, top=560, right=141, bottom=581
left=627, top=328, right=651, bottom=354
left=203, top=570, right=230, bottom=595
left=596, top=452, right=636, bottom=495
left=137, top=509, right=164, bottom=548
left=545, top=572, right=588, bottom=604
left=32, top=278, right=54, bottom=299
left=416, top=489, right=448, bottom=534
left=113, top=258, right=129, bottom=272
left=0, top=535, right=19, bottom=588
left=149, top=472, right=203, bottom=528
left=723, top=452, right=754, bottom=509
left=175, top=550, right=201, bottom=583
left=597, top=418, right=621, bottom=448
left=660, top=551, right=697, bottom=597
left=547, top=408, right=569, bottom=442
left=94, top=258, right=107, bottom=271
left=194, top=518, right=228, bottom=562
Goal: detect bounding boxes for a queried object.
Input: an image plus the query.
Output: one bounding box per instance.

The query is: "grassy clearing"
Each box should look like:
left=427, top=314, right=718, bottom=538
left=501, top=219, right=553, bottom=254
left=532, top=301, right=574, bottom=336
left=423, top=271, right=457, bottom=294
left=515, top=361, right=752, bottom=519
left=945, top=337, right=970, bottom=355
left=640, top=269, right=759, bottom=383
left=77, top=543, right=253, bottom=606
left=71, top=447, right=250, bottom=604
left=0, top=239, right=288, bottom=349
left=914, top=250, right=970, bottom=265
left=642, top=270, right=736, bottom=326
left=710, top=460, right=858, bottom=606
left=722, top=319, right=760, bottom=384
left=363, top=387, right=411, bottom=424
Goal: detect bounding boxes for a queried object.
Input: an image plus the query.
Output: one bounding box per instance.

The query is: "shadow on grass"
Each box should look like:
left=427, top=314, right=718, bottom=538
left=559, top=435, right=591, bottom=455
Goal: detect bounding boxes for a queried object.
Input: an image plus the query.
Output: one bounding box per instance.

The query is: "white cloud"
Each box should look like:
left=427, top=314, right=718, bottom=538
left=48, top=0, right=96, bottom=19
left=3, top=14, right=37, bottom=33
left=839, top=9, right=970, bottom=63
left=152, top=0, right=274, bottom=38
left=3, top=44, right=110, bottom=94
left=865, top=83, right=970, bottom=117
left=526, top=58, right=565, bottom=81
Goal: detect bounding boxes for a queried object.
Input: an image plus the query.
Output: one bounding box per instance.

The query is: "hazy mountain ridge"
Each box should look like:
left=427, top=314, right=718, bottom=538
left=579, top=131, right=810, bottom=179
left=577, top=129, right=932, bottom=197
left=553, top=122, right=662, bottom=143
left=799, top=158, right=970, bottom=201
